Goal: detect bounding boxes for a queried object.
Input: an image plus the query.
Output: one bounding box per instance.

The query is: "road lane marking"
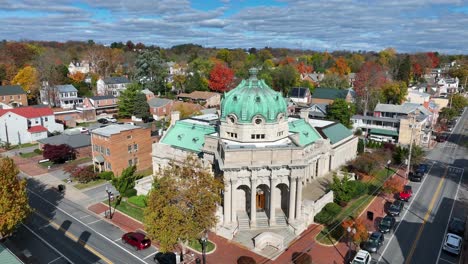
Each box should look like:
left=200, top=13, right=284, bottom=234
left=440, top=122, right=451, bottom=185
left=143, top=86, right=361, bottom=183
left=27, top=189, right=148, bottom=264
left=48, top=256, right=63, bottom=264
left=79, top=214, right=92, bottom=219
left=87, top=219, right=102, bottom=225
left=114, top=238, right=122, bottom=242
left=405, top=166, right=448, bottom=264
left=143, top=253, right=154, bottom=260
left=436, top=167, right=464, bottom=264
left=439, top=257, right=457, bottom=264
left=377, top=162, right=435, bottom=263
left=21, top=223, right=75, bottom=264
left=33, top=211, right=113, bottom=264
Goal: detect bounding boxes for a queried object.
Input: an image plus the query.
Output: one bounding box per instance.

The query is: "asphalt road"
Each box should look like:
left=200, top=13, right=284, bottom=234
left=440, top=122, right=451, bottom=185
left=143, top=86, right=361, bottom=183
left=9, top=177, right=160, bottom=264
left=376, top=108, right=467, bottom=264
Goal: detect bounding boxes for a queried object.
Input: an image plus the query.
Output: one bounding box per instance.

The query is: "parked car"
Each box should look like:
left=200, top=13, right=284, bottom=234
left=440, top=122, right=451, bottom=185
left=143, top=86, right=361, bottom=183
left=436, top=133, right=448, bottom=142
left=154, top=252, right=177, bottom=264
left=378, top=215, right=396, bottom=234
left=415, top=164, right=429, bottom=174
left=122, top=232, right=151, bottom=250
left=106, top=117, right=117, bottom=123
left=97, top=118, right=109, bottom=124
left=409, top=171, right=424, bottom=182
left=443, top=233, right=463, bottom=255
left=388, top=200, right=404, bottom=216
left=399, top=185, right=413, bottom=201
left=351, top=250, right=372, bottom=264
left=362, top=232, right=384, bottom=253
left=448, top=217, right=466, bottom=237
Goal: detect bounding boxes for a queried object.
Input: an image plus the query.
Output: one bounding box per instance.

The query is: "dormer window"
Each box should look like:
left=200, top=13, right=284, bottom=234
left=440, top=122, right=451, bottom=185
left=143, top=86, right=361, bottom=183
left=255, top=96, right=261, bottom=103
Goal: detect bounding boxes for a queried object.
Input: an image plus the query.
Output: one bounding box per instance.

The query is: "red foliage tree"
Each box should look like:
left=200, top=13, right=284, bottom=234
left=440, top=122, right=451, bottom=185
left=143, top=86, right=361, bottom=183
left=412, top=63, right=422, bottom=78
left=342, top=218, right=369, bottom=244
left=354, top=61, right=387, bottom=116
left=383, top=176, right=402, bottom=194
left=42, top=144, right=76, bottom=164
left=427, top=52, right=440, bottom=68
left=208, top=63, right=234, bottom=92
left=296, top=61, right=313, bottom=76
left=66, top=165, right=97, bottom=183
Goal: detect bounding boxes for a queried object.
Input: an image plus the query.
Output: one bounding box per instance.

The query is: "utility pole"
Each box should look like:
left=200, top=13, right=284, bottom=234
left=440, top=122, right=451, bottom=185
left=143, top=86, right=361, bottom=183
left=406, top=109, right=420, bottom=178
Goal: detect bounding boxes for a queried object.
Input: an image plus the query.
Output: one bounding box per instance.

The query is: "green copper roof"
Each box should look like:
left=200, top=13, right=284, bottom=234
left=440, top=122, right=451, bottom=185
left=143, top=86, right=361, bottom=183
left=221, top=68, right=287, bottom=124
left=161, top=121, right=216, bottom=152
left=0, top=244, right=22, bottom=264
left=319, top=123, right=353, bottom=144
left=288, top=119, right=321, bottom=146
left=370, top=128, right=398, bottom=137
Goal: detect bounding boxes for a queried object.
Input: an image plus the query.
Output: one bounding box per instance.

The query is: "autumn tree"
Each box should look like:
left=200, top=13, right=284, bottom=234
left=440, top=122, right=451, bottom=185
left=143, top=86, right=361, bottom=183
left=326, top=99, right=355, bottom=128
left=0, top=157, right=31, bottom=239
left=135, top=50, right=168, bottom=94
left=216, top=49, right=234, bottom=66
left=66, top=164, right=97, bottom=183
left=342, top=218, right=369, bottom=244
left=43, top=144, right=77, bottom=163
left=354, top=61, right=387, bottom=116
left=320, top=73, right=349, bottom=89
left=380, top=81, right=408, bottom=104
left=68, top=72, right=85, bottom=83
left=328, top=56, right=350, bottom=76
left=12, top=66, right=40, bottom=100
left=382, top=176, right=402, bottom=194
left=449, top=94, right=468, bottom=112
left=347, top=53, right=365, bottom=73
left=208, top=62, right=234, bottom=92
left=144, top=155, right=222, bottom=253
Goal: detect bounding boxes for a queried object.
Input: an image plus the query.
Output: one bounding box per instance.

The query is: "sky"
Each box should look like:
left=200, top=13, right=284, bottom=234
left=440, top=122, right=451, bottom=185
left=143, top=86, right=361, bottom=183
left=0, top=0, right=467, bottom=54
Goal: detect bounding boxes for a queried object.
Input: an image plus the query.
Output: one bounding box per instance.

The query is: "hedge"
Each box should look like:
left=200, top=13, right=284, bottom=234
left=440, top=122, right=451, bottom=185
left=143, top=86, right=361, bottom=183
left=314, top=202, right=341, bottom=225
left=98, top=171, right=114, bottom=180
left=123, top=188, right=137, bottom=198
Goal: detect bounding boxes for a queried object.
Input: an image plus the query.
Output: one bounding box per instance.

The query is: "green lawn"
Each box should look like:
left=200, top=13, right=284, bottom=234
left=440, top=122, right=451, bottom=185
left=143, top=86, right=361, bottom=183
left=11, top=143, right=38, bottom=149
left=76, top=122, right=96, bottom=127
left=67, top=157, right=92, bottom=165
left=372, top=168, right=396, bottom=184
left=188, top=239, right=215, bottom=253
left=111, top=200, right=145, bottom=221
left=74, top=179, right=107, bottom=190
left=136, top=168, right=153, bottom=177
left=39, top=161, right=54, bottom=168
left=20, top=151, right=40, bottom=158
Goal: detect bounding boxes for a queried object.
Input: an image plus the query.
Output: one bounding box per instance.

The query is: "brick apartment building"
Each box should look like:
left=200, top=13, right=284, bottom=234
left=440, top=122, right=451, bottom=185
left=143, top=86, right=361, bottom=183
left=91, top=124, right=152, bottom=176
left=0, top=85, right=28, bottom=107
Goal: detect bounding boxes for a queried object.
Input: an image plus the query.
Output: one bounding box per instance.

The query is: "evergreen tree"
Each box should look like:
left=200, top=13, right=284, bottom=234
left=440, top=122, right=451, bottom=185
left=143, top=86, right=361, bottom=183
left=185, top=71, right=208, bottom=93
left=117, top=83, right=141, bottom=118
left=133, top=93, right=150, bottom=121
left=134, top=50, right=167, bottom=94
left=397, top=55, right=411, bottom=86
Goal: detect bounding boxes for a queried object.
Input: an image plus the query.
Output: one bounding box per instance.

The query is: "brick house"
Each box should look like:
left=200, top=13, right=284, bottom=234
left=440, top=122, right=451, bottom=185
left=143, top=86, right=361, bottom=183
left=148, top=98, right=174, bottom=121
left=83, top=95, right=118, bottom=115
left=0, top=85, right=28, bottom=107
left=91, top=124, right=152, bottom=176
left=177, top=91, right=221, bottom=107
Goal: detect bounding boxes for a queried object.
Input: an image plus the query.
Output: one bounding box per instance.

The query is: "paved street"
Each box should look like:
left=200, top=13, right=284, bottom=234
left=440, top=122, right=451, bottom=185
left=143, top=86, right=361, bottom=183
left=377, top=108, right=467, bottom=264
left=8, top=177, right=159, bottom=264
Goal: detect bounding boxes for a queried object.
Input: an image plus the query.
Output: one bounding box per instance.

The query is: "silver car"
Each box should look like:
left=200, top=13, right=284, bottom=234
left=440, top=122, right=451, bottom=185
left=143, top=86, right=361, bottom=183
left=443, top=233, right=462, bottom=255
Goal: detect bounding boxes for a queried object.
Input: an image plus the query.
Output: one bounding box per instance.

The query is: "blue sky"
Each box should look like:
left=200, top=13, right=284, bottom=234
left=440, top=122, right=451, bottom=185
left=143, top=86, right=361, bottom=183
left=0, top=0, right=467, bottom=54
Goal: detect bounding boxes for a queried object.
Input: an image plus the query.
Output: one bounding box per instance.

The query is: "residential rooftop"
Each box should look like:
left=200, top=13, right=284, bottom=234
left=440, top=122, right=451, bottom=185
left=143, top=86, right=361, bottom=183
left=91, top=124, right=141, bottom=137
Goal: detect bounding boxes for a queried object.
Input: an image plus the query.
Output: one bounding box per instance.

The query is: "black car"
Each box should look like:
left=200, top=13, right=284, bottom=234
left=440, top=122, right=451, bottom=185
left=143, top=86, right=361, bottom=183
left=97, top=118, right=109, bottom=124
left=409, top=171, right=424, bottom=182
left=387, top=200, right=404, bottom=216
left=154, top=252, right=176, bottom=264
left=448, top=217, right=466, bottom=237
left=378, top=215, right=396, bottom=234
left=363, top=231, right=385, bottom=253
left=415, top=164, right=429, bottom=174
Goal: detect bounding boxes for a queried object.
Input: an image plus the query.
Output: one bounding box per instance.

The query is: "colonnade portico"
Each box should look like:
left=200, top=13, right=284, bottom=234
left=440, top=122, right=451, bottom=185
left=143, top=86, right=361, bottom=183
left=222, top=168, right=304, bottom=229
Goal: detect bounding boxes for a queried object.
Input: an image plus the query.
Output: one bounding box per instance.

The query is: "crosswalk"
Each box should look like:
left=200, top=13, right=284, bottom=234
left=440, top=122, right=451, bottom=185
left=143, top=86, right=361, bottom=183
left=447, top=166, right=464, bottom=176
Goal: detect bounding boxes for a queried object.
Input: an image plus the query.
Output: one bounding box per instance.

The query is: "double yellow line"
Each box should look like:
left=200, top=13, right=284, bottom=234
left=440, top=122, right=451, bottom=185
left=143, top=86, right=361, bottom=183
left=405, top=166, right=448, bottom=264
left=33, top=211, right=113, bottom=264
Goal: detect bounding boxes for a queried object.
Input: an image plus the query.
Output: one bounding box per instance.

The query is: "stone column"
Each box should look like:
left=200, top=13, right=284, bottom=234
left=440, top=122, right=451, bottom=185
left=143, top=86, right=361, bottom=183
left=288, top=177, right=297, bottom=222
left=269, top=178, right=276, bottom=225
left=250, top=180, right=257, bottom=227
left=223, top=180, right=232, bottom=225
left=295, top=178, right=303, bottom=220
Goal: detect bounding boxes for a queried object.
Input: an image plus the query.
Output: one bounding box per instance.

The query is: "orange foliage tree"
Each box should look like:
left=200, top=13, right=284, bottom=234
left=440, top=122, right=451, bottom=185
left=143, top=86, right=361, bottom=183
left=69, top=72, right=85, bottom=83
left=208, top=63, right=234, bottom=92
left=296, top=61, right=313, bottom=76
left=342, top=218, right=369, bottom=244
left=382, top=176, right=402, bottom=194
left=329, top=56, right=350, bottom=76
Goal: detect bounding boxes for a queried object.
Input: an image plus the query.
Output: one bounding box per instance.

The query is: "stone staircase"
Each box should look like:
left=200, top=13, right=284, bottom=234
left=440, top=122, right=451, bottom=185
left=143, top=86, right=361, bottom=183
left=274, top=209, right=288, bottom=227
left=255, top=211, right=269, bottom=229
left=237, top=211, right=250, bottom=230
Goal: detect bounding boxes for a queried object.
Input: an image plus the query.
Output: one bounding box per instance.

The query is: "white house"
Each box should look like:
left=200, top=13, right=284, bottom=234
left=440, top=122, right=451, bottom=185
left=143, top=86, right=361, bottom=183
left=0, top=106, right=64, bottom=145
left=68, top=61, right=92, bottom=75
left=437, top=77, right=459, bottom=95
left=40, top=84, right=83, bottom=109
left=96, top=77, right=131, bottom=97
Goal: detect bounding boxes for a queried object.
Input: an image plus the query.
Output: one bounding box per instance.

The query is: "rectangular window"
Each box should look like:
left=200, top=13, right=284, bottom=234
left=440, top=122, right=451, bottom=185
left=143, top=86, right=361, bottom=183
left=256, top=134, right=260, bottom=139
left=17, top=95, right=20, bottom=99
left=133, top=144, right=138, bottom=151
left=106, top=148, right=110, bottom=156
left=35, top=120, right=39, bottom=124
left=134, top=157, right=139, bottom=165
left=128, top=159, right=133, bottom=166
left=261, top=134, right=265, bottom=139
left=108, top=162, right=112, bottom=170
left=10, top=96, right=13, bottom=99
left=128, top=145, right=132, bottom=153
left=45, top=117, right=48, bottom=122
left=127, top=135, right=132, bottom=139
left=251, top=134, right=255, bottom=139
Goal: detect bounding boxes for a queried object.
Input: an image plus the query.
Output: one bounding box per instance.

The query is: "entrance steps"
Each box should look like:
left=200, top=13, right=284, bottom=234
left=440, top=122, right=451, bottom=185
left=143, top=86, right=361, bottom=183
left=237, top=211, right=250, bottom=230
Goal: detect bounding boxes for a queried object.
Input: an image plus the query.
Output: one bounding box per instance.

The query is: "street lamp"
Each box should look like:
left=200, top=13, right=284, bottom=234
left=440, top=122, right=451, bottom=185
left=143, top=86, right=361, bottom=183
left=199, top=232, right=208, bottom=264
left=105, top=186, right=114, bottom=219
left=347, top=226, right=357, bottom=258
left=386, top=160, right=392, bottom=178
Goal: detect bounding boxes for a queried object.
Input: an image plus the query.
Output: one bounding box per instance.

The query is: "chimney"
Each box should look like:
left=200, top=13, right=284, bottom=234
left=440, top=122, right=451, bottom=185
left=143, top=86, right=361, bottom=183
left=300, top=109, right=309, bottom=122
left=170, top=111, right=180, bottom=126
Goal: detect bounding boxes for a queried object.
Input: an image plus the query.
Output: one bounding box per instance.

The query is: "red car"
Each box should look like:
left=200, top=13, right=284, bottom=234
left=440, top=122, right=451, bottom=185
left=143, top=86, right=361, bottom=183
left=399, top=185, right=413, bottom=201
left=122, top=232, right=151, bottom=250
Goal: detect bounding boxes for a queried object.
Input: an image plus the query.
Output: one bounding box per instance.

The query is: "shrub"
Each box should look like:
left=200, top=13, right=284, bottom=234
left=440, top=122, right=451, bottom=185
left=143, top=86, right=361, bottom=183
left=98, top=171, right=114, bottom=180
left=357, top=139, right=364, bottom=154
left=314, top=202, right=341, bottom=225
left=69, top=165, right=98, bottom=183
left=123, top=188, right=137, bottom=197
left=323, top=202, right=341, bottom=216
left=348, top=180, right=368, bottom=199
left=43, top=144, right=76, bottom=163
left=34, top=149, right=43, bottom=154
left=128, top=195, right=147, bottom=207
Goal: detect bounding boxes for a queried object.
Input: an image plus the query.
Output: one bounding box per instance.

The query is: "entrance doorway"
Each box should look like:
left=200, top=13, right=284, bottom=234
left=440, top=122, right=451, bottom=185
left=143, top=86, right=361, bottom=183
left=256, top=191, right=265, bottom=211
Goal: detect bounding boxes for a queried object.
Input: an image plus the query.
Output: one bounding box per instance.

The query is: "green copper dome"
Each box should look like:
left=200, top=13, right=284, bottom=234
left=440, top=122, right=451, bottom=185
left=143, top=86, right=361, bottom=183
left=221, top=68, right=287, bottom=124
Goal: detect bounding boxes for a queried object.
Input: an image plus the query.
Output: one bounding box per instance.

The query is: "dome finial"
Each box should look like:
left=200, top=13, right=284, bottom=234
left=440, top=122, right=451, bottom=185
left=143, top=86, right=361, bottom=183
left=249, top=67, right=258, bottom=79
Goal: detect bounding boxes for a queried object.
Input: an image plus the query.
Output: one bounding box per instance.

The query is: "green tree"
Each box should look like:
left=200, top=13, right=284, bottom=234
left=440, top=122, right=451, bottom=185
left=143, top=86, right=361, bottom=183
left=117, top=83, right=141, bottom=118
left=144, top=155, right=222, bottom=253
left=381, top=81, right=408, bottom=104
left=133, top=93, right=150, bottom=121
left=111, top=166, right=142, bottom=197
left=216, top=49, right=233, bottom=66
left=326, top=99, right=355, bottom=128
left=397, top=55, right=411, bottom=86
left=135, top=50, right=167, bottom=94
left=438, top=107, right=458, bottom=122
left=320, top=73, right=349, bottom=89
left=449, top=94, right=468, bottom=112
left=271, top=65, right=299, bottom=95
left=0, top=157, right=31, bottom=239
left=185, top=71, right=208, bottom=93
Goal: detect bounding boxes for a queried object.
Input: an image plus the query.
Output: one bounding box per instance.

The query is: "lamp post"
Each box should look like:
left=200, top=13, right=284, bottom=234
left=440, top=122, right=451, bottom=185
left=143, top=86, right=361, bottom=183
left=386, top=160, right=392, bottom=178
left=105, top=186, right=114, bottom=219
left=199, top=232, right=208, bottom=264
left=347, top=226, right=357, bottom=259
